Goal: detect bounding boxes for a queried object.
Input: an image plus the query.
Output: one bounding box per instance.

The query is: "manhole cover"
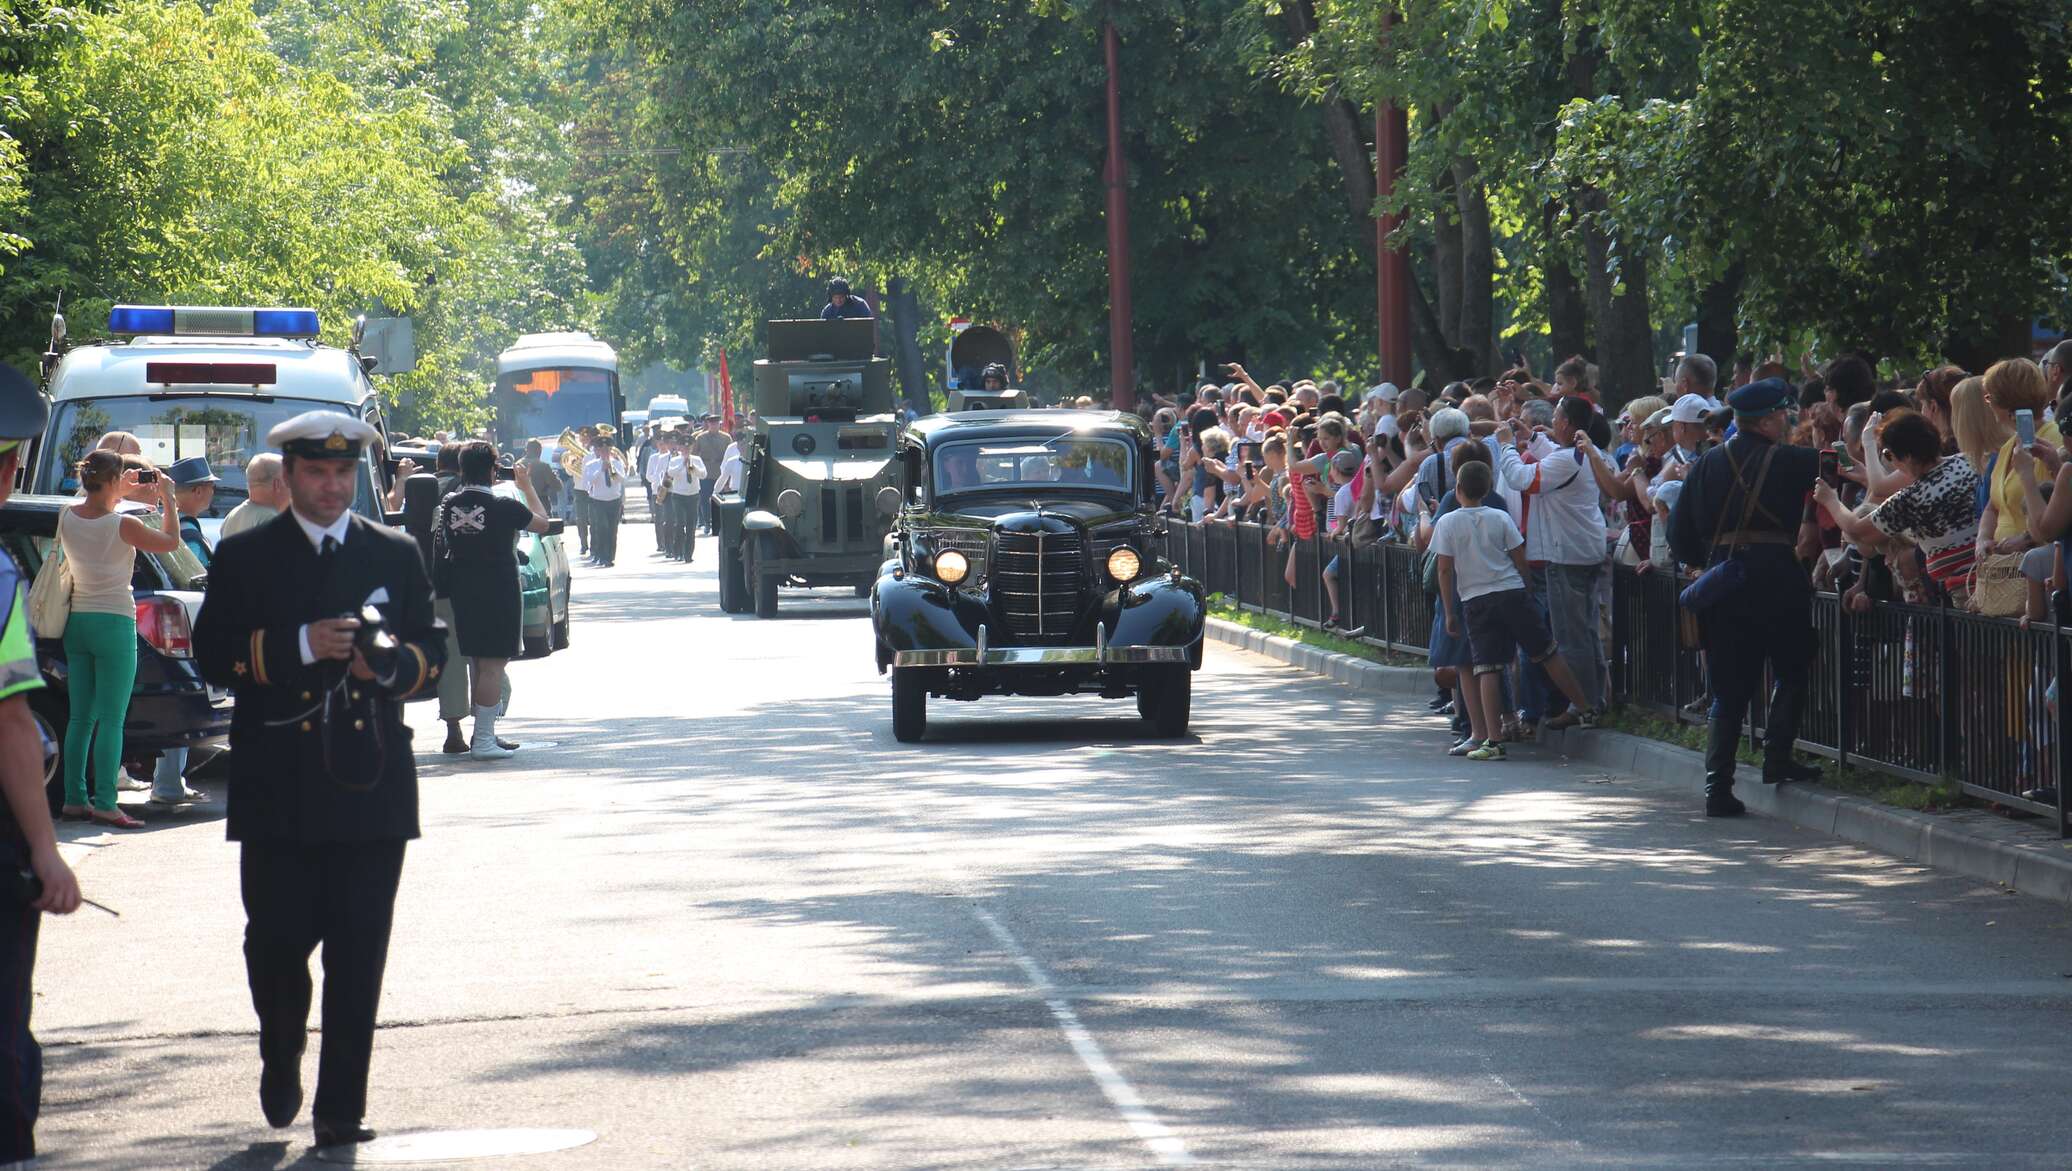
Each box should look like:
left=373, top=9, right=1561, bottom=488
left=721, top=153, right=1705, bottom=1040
left=313, top=1127, right=597, bottom=1164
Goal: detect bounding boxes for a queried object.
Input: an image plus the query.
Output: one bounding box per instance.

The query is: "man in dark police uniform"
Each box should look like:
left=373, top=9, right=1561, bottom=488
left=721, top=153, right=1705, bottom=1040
left=1668, top=377, right=1824, bottom=817
left=194, top=410, right=446, bottom=1148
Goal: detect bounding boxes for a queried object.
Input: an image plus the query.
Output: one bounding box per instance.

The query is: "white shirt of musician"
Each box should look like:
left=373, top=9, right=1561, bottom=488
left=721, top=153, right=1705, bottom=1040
left=645, top=449, right=668, bottom=491
left=667, top=453, right=707, bottom=497
left=582, top=454, right=626, bottom=501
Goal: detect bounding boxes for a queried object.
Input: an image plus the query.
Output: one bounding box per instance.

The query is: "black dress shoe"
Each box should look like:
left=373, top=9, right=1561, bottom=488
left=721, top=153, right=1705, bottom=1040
left=259, top=1060, right=302, bottom=1129
left=313, top=1118, right=376, bottom=1148
left=1763, top=758, right=1822, bottom=785
left=1705, top=793, right=1748, bottom=818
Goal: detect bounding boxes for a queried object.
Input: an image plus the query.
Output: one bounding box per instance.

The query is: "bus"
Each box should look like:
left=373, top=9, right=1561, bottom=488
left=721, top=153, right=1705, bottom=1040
left=492, top=332, right=623, bottom=447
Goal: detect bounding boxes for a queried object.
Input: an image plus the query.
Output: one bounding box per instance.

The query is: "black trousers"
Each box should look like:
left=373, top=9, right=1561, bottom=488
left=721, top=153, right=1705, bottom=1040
left=591, top=496, right=623, bottom=564
left=0, top=886, right=41, bottom=1162
left=572, top=490, right=592, bottom=552
left=241, top=840, right=406, bottom=1125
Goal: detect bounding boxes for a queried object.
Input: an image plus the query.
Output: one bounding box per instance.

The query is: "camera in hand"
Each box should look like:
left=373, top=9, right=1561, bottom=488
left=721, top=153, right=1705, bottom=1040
left=136, top=469, right=158, bottom=484
left=347, top=604, right=400, bottom=680
left=493, top=453, right=518, bottom=482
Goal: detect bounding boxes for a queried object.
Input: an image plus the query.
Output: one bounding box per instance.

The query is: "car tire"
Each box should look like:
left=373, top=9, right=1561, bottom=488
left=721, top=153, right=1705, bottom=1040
left=718, top=542, right=746, bottom=613
left=551, top=616, right=570, bottom=651
left=754, top=572, right=779, bottom=619
left=853, top=584, right=871, bottom=598
left=1139, top=665, right=1191, bottom=738
left=27, top=694, right=63, bottom=815
left=891, top=667, right=927, bottom=742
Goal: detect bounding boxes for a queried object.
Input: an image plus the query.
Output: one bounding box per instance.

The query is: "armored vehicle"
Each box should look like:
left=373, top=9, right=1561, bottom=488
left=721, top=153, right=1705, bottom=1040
left=715, top=318, right=902, bottom=618
left=871, top=410, right=1205, bottom=742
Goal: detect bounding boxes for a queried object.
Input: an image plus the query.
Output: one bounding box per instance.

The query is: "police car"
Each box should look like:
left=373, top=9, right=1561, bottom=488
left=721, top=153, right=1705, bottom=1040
left=32, top=305, right=391, bottom=536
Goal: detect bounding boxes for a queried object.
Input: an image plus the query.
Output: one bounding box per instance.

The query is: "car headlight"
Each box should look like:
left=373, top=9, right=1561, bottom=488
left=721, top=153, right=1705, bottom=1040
left=935, top=548, right=970, bottom=585
left=1106, top=546, right=1142, bottom=582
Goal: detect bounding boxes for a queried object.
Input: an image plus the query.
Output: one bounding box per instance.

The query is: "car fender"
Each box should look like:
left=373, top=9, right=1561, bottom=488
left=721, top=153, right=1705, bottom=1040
left=873, top=573, right=991, bottom=653
left=1107, top=573, right=1206, bottom=659
left=742, top=509, right=785, bottom=532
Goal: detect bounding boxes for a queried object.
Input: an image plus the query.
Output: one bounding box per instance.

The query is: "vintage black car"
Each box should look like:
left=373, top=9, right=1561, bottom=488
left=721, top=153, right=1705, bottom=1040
left=871, top=410, right=1205, bottom=741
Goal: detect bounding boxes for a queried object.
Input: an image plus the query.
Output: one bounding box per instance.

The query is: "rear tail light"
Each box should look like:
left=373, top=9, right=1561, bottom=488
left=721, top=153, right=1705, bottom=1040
left=135, top=596, right=193, bottom=658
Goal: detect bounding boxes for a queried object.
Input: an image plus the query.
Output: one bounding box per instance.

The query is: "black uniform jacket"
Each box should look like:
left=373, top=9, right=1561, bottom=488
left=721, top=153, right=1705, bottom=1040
left=194, top=511, right=445, bottom=844
left=1667, top=431, right=1819, bottom=588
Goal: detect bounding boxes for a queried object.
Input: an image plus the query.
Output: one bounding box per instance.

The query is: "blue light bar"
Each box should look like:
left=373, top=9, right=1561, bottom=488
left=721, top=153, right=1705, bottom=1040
left=107, top=305, right=321, bottom=339
left=108, top=306, right=176, bottom=334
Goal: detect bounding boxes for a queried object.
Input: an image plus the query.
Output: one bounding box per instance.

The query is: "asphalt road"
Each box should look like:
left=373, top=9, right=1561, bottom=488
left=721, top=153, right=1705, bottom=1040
left=28, top=519, right=2072, bottom=1169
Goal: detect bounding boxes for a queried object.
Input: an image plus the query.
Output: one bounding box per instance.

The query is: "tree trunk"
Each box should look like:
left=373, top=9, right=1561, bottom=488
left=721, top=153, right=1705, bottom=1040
left=1579, top=189, right=1657, bottom=409
left=1432, top=173, right=1462, bottom=346
left=1694, top=262, right=1744, bottom=374
left=1282, top=2, right=1376, bottom=224
left=1452, top=158, right=1497, bottom=375
left=885, top=277, right=929, bottom=409
left=1542, top=199, right=1589, bottom=368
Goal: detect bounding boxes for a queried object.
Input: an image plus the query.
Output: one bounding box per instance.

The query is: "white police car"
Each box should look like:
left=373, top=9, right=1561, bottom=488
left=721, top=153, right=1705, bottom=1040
left=31, top=305, right=391, bottom=534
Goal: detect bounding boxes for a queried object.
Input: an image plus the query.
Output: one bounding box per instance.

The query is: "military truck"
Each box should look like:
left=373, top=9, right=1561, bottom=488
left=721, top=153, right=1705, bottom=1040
left=715, top=318, right=902, bottom=618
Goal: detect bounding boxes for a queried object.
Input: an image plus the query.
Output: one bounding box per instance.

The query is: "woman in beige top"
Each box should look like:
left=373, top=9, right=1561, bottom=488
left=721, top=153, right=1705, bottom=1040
left=56, top=450, right=181, bottom=828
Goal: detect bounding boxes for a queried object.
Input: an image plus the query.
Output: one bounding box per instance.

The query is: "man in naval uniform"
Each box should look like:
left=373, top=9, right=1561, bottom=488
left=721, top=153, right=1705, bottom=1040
left=193, top=411, right=446, bottom=1149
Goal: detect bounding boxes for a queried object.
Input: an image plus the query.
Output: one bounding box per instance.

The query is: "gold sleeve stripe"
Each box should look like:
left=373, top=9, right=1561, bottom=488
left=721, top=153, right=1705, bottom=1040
left=404, top=644, right=428, bottom=696
left=250, top=629, right=270, bottom=686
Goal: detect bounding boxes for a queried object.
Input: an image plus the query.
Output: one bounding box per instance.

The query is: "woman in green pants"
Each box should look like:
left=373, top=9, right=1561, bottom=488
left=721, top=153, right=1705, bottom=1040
left=57, top=450, right=182, bottom=829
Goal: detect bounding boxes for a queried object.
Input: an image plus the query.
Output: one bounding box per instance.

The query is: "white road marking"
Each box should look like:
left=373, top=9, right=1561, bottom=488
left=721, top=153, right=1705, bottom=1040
left=970, top=905, right=1199, bottom=1166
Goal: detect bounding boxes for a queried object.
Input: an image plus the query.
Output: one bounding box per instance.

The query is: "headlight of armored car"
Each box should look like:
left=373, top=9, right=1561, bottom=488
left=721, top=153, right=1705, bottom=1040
left=935, top=548, right=970, bottom=585
left=1106, top=546, right=1142, bottom=583
left=776, top=488, right=804, bottom=519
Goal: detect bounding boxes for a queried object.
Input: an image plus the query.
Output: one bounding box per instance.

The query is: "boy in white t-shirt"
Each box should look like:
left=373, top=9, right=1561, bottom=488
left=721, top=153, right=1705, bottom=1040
left=1430, top=460, right=1599, bottom=760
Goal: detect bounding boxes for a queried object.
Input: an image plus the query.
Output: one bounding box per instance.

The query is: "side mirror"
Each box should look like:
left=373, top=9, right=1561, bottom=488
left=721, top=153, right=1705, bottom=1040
left=545, top=518, right=565, bottom=536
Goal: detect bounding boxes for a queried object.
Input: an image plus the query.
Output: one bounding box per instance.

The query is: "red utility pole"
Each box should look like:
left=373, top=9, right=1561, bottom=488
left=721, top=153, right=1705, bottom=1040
left=1102, top=13, right=1136, bottom=412
left=1375, top=10, right=1412, bottom=389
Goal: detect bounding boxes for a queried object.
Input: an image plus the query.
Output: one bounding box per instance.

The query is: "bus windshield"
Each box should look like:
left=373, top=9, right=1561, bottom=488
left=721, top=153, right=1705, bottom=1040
left=494, top=367, right=618, bottom=443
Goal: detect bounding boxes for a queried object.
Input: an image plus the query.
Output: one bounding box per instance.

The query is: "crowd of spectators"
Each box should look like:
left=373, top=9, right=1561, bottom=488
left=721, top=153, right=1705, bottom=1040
left=1130, top=336, right=2072, bottom=762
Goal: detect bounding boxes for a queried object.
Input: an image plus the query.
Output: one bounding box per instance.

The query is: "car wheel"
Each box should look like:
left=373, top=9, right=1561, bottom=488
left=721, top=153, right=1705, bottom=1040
left=754, top=572, right=779, bottom=619
left=552, top=617, right=570, bottom=651
left=27, top=696, right=63, bottom=815
left=891, top=667, right=927, bottom=742
left=718, top=541, right=746, bottom=613
left=1140, top=665, right=1191, bottom=738
left=853, top=584, right=870, bottom=598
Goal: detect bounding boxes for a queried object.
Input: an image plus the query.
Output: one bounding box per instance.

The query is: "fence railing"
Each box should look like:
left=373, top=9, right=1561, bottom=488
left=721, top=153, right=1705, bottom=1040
left=1169, top=520, right=2070, bottom=833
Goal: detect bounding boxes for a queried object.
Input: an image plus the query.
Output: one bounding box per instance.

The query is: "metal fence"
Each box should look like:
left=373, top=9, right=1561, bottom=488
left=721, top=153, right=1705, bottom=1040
left=1169, top=520, right=2070, bottom=832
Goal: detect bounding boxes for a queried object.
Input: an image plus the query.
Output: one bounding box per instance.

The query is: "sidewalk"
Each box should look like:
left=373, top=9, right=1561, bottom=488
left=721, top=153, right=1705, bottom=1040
left=1208, top=616, right=2072, bottom=908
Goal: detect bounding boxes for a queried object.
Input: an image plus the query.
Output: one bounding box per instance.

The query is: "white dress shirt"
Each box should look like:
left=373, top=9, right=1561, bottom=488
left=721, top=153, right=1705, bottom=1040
left=291, top=508, right=354, bottom=665
left=644, top=449, right=668, bottom=493
left=667, top=453, right=706, bottom=496
left=581, top=454, right=626, bottom=502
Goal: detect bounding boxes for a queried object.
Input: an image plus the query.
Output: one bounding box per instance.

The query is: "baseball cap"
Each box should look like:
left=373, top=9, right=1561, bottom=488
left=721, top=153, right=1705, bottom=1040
left=1329, top=449, right=1361, bottom=475
left=1669, top=393, right=1713, bottom=424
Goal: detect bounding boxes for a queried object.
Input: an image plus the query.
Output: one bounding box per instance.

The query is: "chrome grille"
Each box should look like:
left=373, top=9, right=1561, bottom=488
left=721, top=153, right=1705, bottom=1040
left=993, top=530, right=1084, bottom=642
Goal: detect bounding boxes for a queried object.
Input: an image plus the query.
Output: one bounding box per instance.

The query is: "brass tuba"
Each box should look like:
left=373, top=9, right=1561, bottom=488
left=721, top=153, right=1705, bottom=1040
left=556, top=427, right=587, bottom=480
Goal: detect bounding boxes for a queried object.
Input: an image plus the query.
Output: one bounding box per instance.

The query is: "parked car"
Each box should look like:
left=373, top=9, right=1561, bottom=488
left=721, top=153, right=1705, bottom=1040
left=0, top=493, right=231, bottom=808
left=871, top=409, right=1205, bottom=741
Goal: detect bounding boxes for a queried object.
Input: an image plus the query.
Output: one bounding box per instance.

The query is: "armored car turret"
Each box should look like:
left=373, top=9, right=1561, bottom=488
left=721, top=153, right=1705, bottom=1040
left=714, top=319, right=903, bottom=617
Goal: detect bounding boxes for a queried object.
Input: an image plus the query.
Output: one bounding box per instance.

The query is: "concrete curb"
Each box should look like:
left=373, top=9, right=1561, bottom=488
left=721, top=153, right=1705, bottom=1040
left=1207, top=615, right=2072, bottom=907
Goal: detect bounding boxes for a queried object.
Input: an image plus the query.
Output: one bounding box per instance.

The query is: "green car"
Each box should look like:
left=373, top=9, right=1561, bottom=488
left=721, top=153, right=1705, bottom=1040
left=519, top=526, right=572, bottom=659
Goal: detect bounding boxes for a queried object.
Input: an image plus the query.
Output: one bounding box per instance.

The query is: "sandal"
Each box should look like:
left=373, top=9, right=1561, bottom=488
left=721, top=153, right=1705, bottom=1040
left=58, top=805, right=89, bottom=821
left=88, top=810, right=145, bottom=830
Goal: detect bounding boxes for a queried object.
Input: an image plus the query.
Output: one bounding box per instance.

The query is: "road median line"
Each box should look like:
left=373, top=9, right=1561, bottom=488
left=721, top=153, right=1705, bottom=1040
left=1207, top=616, right=2072, bottom=909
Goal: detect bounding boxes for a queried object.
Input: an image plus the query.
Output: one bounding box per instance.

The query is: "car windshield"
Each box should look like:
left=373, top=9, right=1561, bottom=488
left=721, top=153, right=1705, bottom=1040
left=932, top=436, right=1134, bottom=494
left=35, top=397, right=380, bottom=519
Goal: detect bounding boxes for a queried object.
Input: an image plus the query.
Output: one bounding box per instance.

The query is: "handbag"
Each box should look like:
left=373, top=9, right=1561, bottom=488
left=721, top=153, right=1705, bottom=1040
left=1970, top=550, right=2028, bottom=618
left=26, top=543, right=72, bottom=639
left=1675, top=445, right=1776, bottom=647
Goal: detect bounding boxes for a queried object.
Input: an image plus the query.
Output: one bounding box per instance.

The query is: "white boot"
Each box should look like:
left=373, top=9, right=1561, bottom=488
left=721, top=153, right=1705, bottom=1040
left=470, top=704, right=515, bottom=760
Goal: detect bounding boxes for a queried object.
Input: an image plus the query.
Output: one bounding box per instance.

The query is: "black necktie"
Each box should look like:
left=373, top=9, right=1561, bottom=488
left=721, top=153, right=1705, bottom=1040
left=320, top=535, right=339, bottom=559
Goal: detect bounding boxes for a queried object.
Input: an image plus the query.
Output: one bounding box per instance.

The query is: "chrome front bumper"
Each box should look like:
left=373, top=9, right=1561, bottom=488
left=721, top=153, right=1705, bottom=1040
left=892, top=623, right=1191, bottom=669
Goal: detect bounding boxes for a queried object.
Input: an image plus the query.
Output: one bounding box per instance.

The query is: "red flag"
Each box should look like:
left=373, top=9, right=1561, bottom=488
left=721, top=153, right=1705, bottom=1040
left=717, top=349, right=737, bottom=434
